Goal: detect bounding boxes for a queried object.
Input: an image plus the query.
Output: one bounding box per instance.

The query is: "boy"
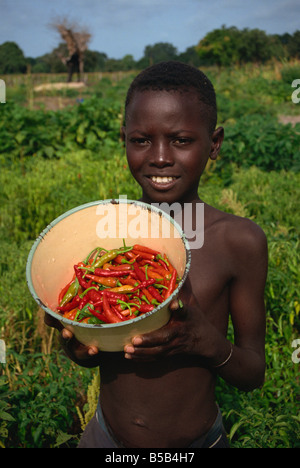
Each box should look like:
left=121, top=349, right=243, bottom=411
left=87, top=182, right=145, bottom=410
left=45, top=61, right=268, bottom=448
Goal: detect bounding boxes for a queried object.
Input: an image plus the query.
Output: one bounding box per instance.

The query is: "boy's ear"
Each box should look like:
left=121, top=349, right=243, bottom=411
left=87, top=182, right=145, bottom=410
left=209, top=126, right=224, bottom=160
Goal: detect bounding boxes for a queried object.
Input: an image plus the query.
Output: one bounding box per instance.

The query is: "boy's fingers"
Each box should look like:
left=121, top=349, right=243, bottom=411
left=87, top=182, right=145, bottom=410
left=60, top=328, right=99, bottom=359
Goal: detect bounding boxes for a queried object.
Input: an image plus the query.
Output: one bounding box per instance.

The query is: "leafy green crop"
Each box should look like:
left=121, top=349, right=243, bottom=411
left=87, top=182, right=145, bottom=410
left=0, top=66, right=299, bottom=448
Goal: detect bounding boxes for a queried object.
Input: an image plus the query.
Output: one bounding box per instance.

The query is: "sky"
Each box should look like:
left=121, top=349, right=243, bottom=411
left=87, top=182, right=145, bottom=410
left=0, top=0, right=299, bottom=60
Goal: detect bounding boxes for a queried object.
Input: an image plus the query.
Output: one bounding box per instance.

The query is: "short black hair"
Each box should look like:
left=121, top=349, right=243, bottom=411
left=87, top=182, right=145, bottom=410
left=125, top=61, right=217, bottom=134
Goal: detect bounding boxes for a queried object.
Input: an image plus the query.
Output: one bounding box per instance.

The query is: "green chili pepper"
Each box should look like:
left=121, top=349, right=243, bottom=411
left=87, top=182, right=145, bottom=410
left=59, top=279, right=79, bottom=307
left=93, top=246, right=133, bottom=269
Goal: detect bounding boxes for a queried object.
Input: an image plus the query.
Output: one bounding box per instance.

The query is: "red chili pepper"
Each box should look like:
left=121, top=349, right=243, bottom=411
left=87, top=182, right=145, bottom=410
left=131, top=301, right=155, bottom=313
left=93, top=268, right=130, bottom=277
left=119, top=277, right=139, bottom=286
left=88, top=308, right=110, bottom=323
left=164, top=268, right=177, bottom=299
left=104, top=264, right=133, bottom=271
left=102, top=293, right=122, bottom=323
left=141, top=267, right=164, bottom=280
left=141, top=287, right=155, bottom=303
left=133, top=261, right=146, bottom=281
left=84, top=274, right=118, bottom=287
left=74, top=265, right=90, bottom=289
left=78, top=296, right=89, bottom=310
left=110, top=305, right=126, bottom=321
left=129, top=278, right=156, bottom=293
left=140, top=260, right=170, bottom=276
left=148, top=285, right=164, bottom=303
left=57, top=295, right=80, bottom=312
left=85, top=288, right=103, bottom=303
left=132, top=244, right=160, bottom=256
left=132, top=249, right=155, bottom=260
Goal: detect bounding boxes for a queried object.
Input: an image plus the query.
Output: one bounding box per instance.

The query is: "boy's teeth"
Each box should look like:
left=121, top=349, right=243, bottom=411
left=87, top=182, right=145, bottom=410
left=151, top=176, right=176, bottom=183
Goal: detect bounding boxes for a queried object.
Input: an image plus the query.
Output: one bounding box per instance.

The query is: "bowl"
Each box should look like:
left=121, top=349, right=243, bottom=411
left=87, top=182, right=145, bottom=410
left=26, top=199, right=191, bottom=351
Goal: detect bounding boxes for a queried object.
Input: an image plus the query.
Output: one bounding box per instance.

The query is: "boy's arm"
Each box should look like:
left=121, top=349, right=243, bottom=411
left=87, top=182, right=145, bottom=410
left=213, top=222, right=268, bottom=390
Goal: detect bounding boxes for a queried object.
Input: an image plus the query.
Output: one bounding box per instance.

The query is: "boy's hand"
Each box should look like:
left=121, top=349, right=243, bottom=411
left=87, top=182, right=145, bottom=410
left=123, top=294, right=215, bottom=361
left=44, top=313, right=99, bottom=366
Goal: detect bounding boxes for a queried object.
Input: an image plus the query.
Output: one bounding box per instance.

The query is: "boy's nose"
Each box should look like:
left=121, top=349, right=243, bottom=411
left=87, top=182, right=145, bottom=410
left=149, top=141, right=174, bottom=167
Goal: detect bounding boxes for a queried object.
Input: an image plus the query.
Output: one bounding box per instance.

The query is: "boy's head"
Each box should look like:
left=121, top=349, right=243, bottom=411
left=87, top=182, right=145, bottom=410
left=123, top=61, right=223, bottom=205
left=125, top=61, right=217, bottom=135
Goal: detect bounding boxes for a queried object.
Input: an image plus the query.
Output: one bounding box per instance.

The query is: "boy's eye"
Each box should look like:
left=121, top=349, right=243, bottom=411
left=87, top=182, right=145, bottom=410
left=129, top=137, right=150, bottom=146
left=173, top=137, right=192, bottom=145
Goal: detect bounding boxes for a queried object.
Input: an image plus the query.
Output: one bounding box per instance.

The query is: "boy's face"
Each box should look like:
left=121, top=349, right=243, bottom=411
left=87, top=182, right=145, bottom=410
left=123, top=89, right=223, bottom=205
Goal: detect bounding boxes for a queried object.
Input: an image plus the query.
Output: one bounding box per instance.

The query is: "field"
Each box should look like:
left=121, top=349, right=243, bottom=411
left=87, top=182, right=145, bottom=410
left=0, top=62, right=299, bottom=448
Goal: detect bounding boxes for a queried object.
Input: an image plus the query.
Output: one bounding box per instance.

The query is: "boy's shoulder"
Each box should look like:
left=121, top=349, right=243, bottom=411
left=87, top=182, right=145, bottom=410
left=204, top=202, right=267, bottom=258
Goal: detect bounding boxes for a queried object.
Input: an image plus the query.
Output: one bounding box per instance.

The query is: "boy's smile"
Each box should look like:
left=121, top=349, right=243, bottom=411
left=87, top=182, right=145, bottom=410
left=123, top=89, right=223, bottom=205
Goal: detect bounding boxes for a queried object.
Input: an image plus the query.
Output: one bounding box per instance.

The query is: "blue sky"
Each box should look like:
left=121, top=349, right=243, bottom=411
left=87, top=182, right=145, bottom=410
left=0, top=0, right=299, bottom=59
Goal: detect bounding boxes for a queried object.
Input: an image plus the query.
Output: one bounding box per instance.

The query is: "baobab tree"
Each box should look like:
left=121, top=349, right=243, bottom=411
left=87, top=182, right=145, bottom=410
left=51, top=18, right=91, bottom=82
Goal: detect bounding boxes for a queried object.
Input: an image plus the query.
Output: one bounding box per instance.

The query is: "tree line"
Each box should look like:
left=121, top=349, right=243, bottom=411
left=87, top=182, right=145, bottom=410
left=0, top=25, right=299, bottom=75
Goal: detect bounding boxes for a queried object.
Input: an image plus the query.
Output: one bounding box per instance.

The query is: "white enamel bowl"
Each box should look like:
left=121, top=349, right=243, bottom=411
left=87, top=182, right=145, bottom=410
left=26, top=199, right=191, bottom=351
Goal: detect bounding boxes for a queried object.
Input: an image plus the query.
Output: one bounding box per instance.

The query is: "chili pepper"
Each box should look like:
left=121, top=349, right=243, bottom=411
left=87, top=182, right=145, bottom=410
left=63, top=308, right=78, bottom=321
left=93, top=246, right=133, bottom=268
left=119, top=277, right=139, bottom=287
left=108, top=285, right=134, bottom=293
left=129, top=278, right=156, bottom=293
left=148, top=284, right=164, bottom=303
left=132, top=244, right=160, bottom=256
left=93, top=249, right=120, bottom=268
left=141, top=287, right=154, bottom=303
left=156, top=254, right=169, bottom=270
left=59, top=280, right=78, bottom=307
left=136, top=303, right=155, bottom=313
left=132, top=249, right=155, bottom=260
left=120, top=307, right=137, bottom=317
left=84, top=274, right=118, bottom=287
left=93, top=268, right=130, bottom=277
left=57, top=294, right=80, bottom=312
left=58, top=277, right=75, bottom=304
left=78, top=295, right=89, bottom=310
left=141, top=267, right=164, bottom=280
left=125, top=250, right=139, bottom=260
left=111, top=305, right=126, bottom=321
left=74, top=265, right=91, bottom=289
left=81, top=287, right=102, bottom=301
left=88, top=308, right=110, bottom=323
left=139, top=260, right=170, bottom=277
left=164, top=268, right=178, bottom=299
left=133, top=261, right=146, bottom=282
left=102, top=293, right=122, bottom=323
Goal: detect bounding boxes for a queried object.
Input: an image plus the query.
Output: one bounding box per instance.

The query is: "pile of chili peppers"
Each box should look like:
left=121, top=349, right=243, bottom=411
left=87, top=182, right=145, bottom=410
left=57, top=242, right=179, bottom=325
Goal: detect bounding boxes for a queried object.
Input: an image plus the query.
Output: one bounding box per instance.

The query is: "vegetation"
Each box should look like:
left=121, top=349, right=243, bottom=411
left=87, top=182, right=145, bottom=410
left=0, top=61, right=299, bottom=448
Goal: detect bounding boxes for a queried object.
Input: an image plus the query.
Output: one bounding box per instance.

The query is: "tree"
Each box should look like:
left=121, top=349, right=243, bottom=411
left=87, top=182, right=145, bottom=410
left=51, top=18, right=91, bottom=81
left=195, top=26, right=288, bottom=66
left=143, top=42, right=178, bottom=66
left=84, top=50, right=108, bottom=72
left=0, top=42, right=27, bottom=74
left=287, top=30, right=300, bottom=59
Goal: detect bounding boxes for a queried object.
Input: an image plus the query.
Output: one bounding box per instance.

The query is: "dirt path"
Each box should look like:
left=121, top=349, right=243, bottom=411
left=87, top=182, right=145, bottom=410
left=278, top=115, right=300, bottom=126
